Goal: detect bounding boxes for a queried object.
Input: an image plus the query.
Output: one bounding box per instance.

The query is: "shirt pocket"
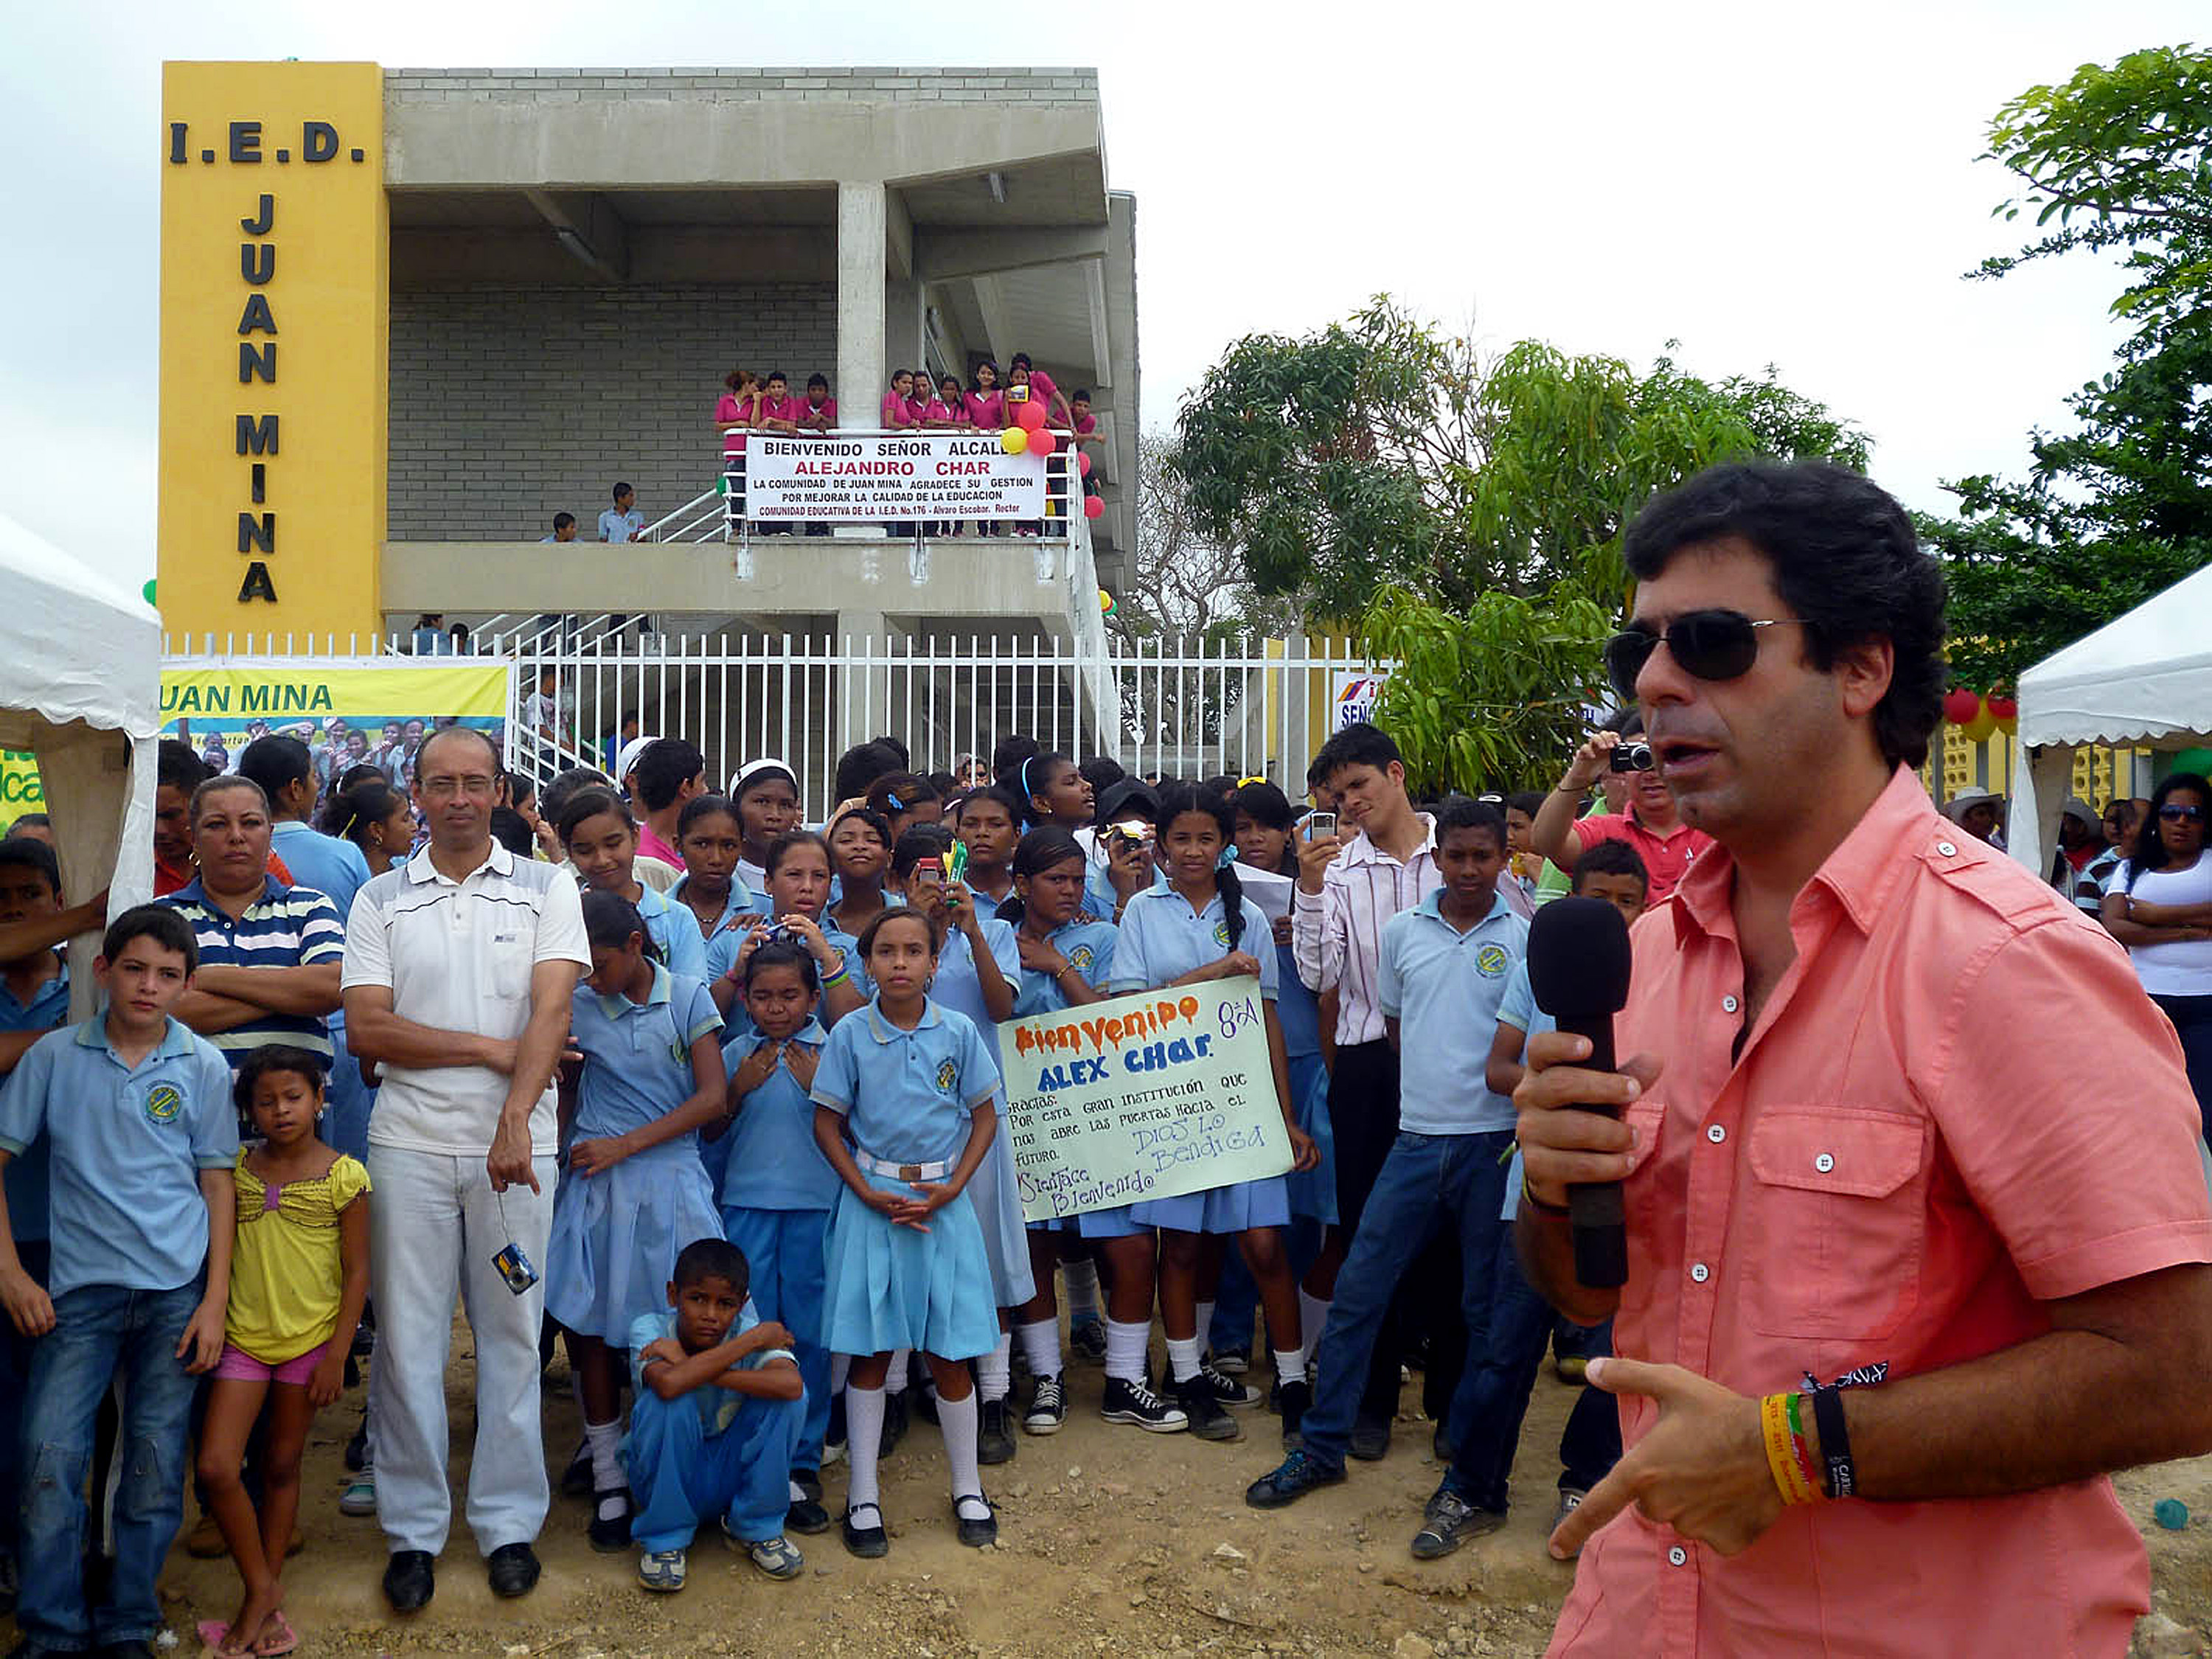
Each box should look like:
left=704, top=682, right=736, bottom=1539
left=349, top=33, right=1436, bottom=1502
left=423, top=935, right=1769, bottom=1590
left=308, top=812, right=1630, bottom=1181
left=1742, top=1107, right=1929, bottom=1342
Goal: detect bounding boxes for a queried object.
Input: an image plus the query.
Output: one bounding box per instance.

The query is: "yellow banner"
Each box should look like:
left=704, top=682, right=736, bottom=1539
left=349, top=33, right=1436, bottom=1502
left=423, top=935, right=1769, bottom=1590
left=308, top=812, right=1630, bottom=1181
left=0, top=751, right=43, bottom=816
left=160, top=661, right=510, bottom=784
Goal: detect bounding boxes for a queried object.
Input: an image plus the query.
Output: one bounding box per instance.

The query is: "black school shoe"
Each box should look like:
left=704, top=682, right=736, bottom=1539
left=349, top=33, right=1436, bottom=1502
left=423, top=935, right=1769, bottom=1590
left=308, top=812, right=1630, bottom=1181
left=952, top=1492, right=998, bottom=1548
left=382, top=1548, right=435, bottom=1613
left=487, top=1540, right=541, bottom=1598
left=587, top=1489, right=633, bottom=1553
left=841, top=1502, right=888, bottom=1559
left=978, top=1397, right=1017, bottom=1464
left=1276, top=1378, right=1312, bottom=1448
left=880, top=1388, right=910, bottom=1456
left=1177, top=1374, right=1242, bottom=1441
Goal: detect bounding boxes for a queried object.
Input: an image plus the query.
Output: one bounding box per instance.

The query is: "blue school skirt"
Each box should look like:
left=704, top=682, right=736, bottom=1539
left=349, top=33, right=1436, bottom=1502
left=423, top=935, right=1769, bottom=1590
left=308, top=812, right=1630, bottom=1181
left=1130, top=1172, right=1290, bottom=1235
left=964, top=1115, right=1038, bottom=1307
left=1283, top=1052, right=1337, bottom=1228
left=546, top=1150, right=721, bottom=1346
left=821, top=1165, right=1000, bottom=1361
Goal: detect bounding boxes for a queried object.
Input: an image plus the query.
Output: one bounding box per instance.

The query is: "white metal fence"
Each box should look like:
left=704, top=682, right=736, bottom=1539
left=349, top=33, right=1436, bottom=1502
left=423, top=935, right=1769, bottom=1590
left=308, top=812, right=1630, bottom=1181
left=158, top=631, right=1391, bottom=821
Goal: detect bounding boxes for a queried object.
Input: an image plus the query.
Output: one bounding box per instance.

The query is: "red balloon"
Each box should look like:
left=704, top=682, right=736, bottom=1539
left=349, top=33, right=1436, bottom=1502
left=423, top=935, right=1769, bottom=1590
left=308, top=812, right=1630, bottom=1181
left=1987, top=695, right=2017, bottom=721
left=1029, top=426, right=1057, bottom=456
left=1078, top=451, right=1093, bottom=477
left=1941, top=688, right=1981, bottom=726
left=1016, top=397, right=1047, bottom=430
left=1083, top=494, right=1105, bottom=520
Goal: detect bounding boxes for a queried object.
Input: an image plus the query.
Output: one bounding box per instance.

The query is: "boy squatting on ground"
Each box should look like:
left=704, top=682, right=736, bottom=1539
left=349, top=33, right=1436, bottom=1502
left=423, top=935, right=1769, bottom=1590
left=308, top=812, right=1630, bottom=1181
left=627, top=1237, right=806, bottom=1592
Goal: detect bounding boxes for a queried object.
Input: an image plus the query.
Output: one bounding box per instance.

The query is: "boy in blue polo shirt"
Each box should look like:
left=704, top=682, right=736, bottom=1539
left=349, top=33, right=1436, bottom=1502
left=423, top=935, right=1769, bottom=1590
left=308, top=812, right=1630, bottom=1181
left=1245, top=798, right=1526, bottom=1526
left=0, top=904, right=238, bottom=1658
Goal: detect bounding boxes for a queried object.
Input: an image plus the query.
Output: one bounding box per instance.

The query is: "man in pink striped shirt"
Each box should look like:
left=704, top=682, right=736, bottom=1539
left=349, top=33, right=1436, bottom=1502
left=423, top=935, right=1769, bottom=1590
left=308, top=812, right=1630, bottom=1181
left=1293, top=723, right=1441, bottom=1455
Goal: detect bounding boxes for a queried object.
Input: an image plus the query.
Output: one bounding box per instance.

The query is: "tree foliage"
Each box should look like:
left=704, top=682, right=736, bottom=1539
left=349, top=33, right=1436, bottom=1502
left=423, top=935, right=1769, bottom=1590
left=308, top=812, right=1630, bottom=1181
left=1926, top=44, right=2212, bottom=692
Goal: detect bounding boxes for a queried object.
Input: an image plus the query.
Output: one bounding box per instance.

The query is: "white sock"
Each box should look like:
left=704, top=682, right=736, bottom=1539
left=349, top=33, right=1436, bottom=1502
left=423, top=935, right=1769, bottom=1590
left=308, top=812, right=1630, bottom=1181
left=1194, top=1299, right=1217, bottom=1352
left=788, top=1477, right=807, bottom=1504
left=1104, top=1318, right=1150, bottom=1386
left=1166, top=1335, right=1202, bottom=1385
left=938, top=1387, right=982, bottom=1503
left=1063, top=1258, right=1100, bottom=1323
left=977, top=1332, right=1013, bottom=1404
left=844, top=1384, right=886, bottom=1512
left=584, top=1418, right=624, bottom=1517
left=1299, top=1290, right=1332, bottom=1368
left=886, top=1347, right=910, bottom=1396
left=1272, top=1347, right=1307, bottom=1387
left=1017, top=1318, right=1061, bottom=1380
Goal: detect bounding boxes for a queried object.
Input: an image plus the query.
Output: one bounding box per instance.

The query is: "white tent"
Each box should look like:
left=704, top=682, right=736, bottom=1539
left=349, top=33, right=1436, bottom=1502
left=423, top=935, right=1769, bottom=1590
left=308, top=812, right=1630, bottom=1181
left=0, top=514, right=161, bottom=1018
left=2008, top=560, right=2212, bottom=880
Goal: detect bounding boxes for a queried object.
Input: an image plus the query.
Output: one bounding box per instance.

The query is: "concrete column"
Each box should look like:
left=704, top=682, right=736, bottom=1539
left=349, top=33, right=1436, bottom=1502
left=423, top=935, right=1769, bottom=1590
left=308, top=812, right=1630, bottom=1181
left=884, top=278, right=923, bottom=386
left=836, top=182, right=887, bottom=428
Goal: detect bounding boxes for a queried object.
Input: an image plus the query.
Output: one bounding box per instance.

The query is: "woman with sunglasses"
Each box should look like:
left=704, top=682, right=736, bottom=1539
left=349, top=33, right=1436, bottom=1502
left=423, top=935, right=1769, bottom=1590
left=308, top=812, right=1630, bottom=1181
left=2101, top=771, right=2212, bottom=1142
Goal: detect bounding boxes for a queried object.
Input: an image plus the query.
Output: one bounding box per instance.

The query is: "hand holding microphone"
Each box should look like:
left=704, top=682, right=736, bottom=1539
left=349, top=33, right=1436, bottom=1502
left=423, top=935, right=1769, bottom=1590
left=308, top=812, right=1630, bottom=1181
left=1520, top=897, right=1661, bottom=1288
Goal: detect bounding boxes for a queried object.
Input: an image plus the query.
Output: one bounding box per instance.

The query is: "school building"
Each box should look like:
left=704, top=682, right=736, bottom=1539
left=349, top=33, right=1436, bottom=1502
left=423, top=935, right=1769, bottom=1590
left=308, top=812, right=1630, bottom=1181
left=156, top=61, right=1139, bottom=664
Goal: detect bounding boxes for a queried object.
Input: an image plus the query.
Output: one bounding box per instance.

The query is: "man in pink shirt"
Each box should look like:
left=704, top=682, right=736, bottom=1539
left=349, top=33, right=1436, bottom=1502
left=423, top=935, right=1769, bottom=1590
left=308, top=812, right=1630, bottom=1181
left=630, top=739, right=702, bottom=874
left=1530, top=716, right=1712, bottom=902
left=1512, top=461, right=2212, bottom=1655
left=752, top=372, right=801, bottom=535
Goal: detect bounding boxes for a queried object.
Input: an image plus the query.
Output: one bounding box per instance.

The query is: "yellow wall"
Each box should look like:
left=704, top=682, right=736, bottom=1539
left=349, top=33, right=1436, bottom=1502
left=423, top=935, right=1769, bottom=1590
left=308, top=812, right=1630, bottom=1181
left=158, top=62, right=387, bottom=644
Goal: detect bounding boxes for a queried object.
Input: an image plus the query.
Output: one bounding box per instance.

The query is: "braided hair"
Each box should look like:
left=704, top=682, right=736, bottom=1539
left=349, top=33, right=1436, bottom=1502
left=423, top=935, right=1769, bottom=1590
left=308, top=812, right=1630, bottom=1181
left=1155, top=781, right=1245, bottom=954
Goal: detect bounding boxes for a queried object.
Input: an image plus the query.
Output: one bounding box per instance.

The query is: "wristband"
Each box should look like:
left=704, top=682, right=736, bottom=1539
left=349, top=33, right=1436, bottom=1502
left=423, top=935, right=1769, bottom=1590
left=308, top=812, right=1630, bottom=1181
left=1810, top=1385, right=1856, bottom=1498
left=1760, top=1392, right=1818, bottom=1506
left=1518, top=1169, right=1570, bottom=1218
left=1784, top=1389, right=1821, bottom=1499
left=820, top=965, right=850, bottom=990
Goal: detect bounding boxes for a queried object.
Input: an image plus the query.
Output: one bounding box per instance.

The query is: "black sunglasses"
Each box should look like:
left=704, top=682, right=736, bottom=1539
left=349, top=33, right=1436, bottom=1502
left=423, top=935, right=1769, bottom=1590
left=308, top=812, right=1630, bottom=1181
left=2159, top=802, right=2205, bottom=824
left=1604, top=611, right=1805, bottom=702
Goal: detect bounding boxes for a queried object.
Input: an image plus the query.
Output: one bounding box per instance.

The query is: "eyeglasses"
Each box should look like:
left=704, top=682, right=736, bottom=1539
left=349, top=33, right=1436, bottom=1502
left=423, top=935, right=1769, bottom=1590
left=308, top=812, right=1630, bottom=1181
left=2159, top=803, right=2205, bottom=824
left=1604, top=612, right=1806, bottom=703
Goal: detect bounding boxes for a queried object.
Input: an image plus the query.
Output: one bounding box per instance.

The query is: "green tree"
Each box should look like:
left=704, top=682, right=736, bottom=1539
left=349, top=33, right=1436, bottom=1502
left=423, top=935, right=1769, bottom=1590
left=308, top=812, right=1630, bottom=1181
left=1924, top=44, right=2212, bottom=692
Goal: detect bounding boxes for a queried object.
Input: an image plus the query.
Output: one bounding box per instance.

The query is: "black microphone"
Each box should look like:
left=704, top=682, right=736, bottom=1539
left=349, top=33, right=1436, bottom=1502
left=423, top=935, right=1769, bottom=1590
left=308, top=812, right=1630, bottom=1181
left=1526, top=896, right=1634, bottom=1288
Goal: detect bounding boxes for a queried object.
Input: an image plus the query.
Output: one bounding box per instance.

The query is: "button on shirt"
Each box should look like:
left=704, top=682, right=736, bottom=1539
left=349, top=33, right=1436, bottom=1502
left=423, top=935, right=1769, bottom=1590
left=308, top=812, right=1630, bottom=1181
left=1551, top=768, right=2212, bottom=1658
left=161, top=876, right=346, bottom=1066
left=0, top=959, right=69, bottom=1242
left=1376, top=891, right=1526, bottom=1134
left=810, top=998, right=999, bottom=1166
left=341, top=842, right=591, bottom=1158
left=0, top=1018, right=239, bottom=1297
left=1292, top=815, right=1441, bottom=1045
left=1568, top=810, right=1712, bottom=902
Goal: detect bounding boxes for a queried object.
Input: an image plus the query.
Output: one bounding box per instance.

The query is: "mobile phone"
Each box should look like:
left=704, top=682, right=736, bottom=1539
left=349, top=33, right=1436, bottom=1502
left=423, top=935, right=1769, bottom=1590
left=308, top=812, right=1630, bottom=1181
left=945, top=841, right=969, bottom=884
left=1307, top=810, right=1338, bottom=841
left=1609, top=740, right=1655, bottom=773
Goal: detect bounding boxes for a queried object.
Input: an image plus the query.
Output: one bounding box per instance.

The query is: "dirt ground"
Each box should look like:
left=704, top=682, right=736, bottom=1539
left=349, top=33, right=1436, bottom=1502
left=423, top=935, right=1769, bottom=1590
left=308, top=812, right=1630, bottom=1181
left=20, top=1321, right=2212, bottom=1659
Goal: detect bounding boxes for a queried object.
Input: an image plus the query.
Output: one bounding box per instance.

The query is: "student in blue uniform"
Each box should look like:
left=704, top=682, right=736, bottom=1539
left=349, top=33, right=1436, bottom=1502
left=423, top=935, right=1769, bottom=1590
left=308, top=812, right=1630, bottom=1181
left=883, top=824, right=1032, bottom=1461
left=549, top=891, right=726, bottom=1552
left=949, top=786, right=1023, bottom=911
left=996, top=827, right=1117, bottom=1437
left=1113, top=784, right=1318, bottom=1447
left=711, top=939, right=837, bottom=1536
left=812, top=908, right=1005, bottom=1558
left=823, top=806, right=894, bottom=941
left=669, top=793, right=757, bottom=950
left=1086, top=778, right=1164, bottom=925
left=1013, top=752, right=1095, bottom=838
left=557, top=789, right=709, bottom=984
left=704, top=830, right=863, bottom=1032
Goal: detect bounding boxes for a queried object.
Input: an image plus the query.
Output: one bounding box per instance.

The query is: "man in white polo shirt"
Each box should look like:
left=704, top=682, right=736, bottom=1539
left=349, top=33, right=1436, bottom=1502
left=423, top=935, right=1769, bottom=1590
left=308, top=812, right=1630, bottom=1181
left=341, top=726, right=588, bottom=1614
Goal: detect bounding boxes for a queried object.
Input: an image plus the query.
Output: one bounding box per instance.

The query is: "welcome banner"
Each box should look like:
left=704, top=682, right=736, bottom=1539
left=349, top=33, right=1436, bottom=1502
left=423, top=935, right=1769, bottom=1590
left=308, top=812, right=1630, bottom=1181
left=746, top=433, right=1048, bottom=524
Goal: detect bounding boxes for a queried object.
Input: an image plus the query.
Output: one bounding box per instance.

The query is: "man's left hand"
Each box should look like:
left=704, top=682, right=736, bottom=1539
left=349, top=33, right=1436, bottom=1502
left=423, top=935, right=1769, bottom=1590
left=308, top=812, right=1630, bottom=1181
left=177, top=1297, right=227, bottom=1374
left=1548, top=1356, right=1785, bottom=1561
left=487, top=1114, right=540, bottom=1194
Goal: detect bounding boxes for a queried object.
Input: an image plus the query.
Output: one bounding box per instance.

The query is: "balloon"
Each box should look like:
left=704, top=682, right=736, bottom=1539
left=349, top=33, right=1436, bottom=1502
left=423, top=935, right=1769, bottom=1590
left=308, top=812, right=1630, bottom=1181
left=1078, top=451, right=1093, bottom=477
left=1001, top=426, right=1028, bottom=455
left=1017, top=397, right=1047, bottom=431
left=1099, top=588, right=1116, bottom=616
left=141, top=578, right=157, bottom=605
left=2172, top=748, right=2212, bottom=777
left=1083, top=495, right=1106, bottom=521
left=1029, top=427, right=1057, bottom=456
left=1941, top=688, right=1981, bottom=727
left=1987, top=694, right=2017, bottom=735
left=1961, top=698, right=1999, bottom=744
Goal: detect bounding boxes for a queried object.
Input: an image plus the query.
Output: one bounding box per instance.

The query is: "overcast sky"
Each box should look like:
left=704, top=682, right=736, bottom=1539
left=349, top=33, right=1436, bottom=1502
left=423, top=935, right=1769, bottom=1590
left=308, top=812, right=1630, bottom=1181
left=1, top=0, right=2195, bottom=592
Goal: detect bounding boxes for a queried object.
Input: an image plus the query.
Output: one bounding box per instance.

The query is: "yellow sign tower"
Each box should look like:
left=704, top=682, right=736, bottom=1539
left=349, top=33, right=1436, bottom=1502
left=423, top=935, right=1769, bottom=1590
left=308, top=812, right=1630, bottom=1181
left=158, top=62, right=388, bottom=644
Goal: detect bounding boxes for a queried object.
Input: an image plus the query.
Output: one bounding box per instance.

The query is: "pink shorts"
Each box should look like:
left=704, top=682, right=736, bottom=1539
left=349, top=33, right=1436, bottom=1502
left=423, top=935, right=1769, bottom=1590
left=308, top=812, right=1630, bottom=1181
left=215, top=1339, right=329, bottom=1387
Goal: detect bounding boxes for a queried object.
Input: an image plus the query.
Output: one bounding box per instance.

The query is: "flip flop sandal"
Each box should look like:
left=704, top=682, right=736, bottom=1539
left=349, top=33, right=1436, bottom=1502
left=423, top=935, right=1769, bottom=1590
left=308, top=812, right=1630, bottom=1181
left=254, top=1613, right=300, bottom=1657
left=195, top=1618, right=260, bottom=1659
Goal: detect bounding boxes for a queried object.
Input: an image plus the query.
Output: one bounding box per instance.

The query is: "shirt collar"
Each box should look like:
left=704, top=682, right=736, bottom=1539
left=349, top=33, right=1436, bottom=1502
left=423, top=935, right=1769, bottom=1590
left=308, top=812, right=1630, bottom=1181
left=1342, top=813, right=1437, bottom=868
left=594, top=960, right=672, bottom=1018
left=863, top=997, right=942, bottom=1043
left=742, top=1015, right=827, bottom=1054
left=1415, top=888, right=1512, bottom=929
left=1672, top=766, right=1938, bottom=945
left=173, top=872, right=287, bottom=911
left=405, top=839, right=514, bottom=886
left=74, top=1014, right=197, bottom=1060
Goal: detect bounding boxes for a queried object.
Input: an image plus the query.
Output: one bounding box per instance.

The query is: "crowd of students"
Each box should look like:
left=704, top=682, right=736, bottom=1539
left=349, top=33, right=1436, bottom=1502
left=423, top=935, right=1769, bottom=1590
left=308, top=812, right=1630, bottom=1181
left=0, top=714, right=1665, bottom=1655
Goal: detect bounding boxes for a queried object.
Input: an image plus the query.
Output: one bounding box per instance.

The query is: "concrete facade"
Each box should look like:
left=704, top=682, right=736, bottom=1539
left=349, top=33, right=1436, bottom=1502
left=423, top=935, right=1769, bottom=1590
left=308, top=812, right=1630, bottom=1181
left=380, top=63, right=1136, bottom=625
left=388, top=283, right=834, bottom=540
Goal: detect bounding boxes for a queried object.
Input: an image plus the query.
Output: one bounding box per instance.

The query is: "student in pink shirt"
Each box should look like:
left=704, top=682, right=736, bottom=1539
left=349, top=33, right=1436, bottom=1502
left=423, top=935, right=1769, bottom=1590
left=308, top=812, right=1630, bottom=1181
left=923, top=375, right=970, bottom=538
left=798, top=373, right=836, bottom=434
left=1004, top=366, right=1043, bottom=537
left=880, top=370, right=917, bottom=431
left=964, top=361, right=1005, bottom=431
left=1070, top=389, right=1103, bottom=512
left=1009, top=352, right=1074, bottom=428
left=714, top=369, right=759, bottom=532
left=1509, top=461, right=2212, bottom=1653
left=752, top=372, right=801, bottom=535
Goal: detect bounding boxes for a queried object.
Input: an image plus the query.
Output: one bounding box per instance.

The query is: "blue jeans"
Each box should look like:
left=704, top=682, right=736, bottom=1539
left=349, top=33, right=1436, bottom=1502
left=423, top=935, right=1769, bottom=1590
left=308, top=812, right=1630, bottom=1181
left=627, top=1388, right=804, bottom=1551
left=1300, top=1130, right=1514, bottom=1475
left=18, top=1278, right=204, bottom=1650
left=1441, top=1241, right=1622, bottom=1509
left=721, top=1206, right=831, bottom=1474
left=0, top=1239, right=49, bottom=1561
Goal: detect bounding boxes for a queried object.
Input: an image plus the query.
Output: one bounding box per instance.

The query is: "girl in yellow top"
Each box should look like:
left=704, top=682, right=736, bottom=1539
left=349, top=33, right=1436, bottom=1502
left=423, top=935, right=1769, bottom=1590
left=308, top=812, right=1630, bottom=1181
left=196, top=1044, right=371, bottom=1659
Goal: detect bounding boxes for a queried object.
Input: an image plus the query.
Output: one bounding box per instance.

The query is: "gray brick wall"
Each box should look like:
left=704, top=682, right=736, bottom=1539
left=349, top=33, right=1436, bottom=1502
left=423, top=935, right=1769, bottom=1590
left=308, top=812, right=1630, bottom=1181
left=388, top=284, right=834, bottom=540
left=384, top=66, right=1098, bottom=106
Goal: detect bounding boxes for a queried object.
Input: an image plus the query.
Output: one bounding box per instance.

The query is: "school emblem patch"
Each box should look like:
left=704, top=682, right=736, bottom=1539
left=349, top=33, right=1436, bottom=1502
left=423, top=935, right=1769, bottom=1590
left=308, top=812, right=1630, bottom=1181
left=934, top=1058, right=959, bottom=1093
left=1474, top=944, right=1509, bottom=980
left=144, top=1082, right=184, bottom=1125
left=1068, top=944, right=1094, bottom=973
left=1211, top=920, right=1231, bottom=947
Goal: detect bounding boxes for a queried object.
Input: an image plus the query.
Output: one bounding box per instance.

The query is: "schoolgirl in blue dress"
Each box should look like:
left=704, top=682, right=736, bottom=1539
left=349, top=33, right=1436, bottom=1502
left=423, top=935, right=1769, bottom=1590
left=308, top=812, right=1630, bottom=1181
left=1113, top=784, right=1318, bottom=1447
left=812, top=908, right=1005, bottom=1557
left=669, top=792, right=759, bottom=950
left=948, top=785, right=1023, bottom=910
left=704, top=829, right=865, bottom=1034
left=995, top=827, right=1120, bottom=1436
left=557, top=787, right=710, bottom=983
left=885, top=824, right=1033, bottom=1457
left=710, top=938, right=838, bottom=1534
left=823, top=805, right=895, bottom=941
left=549, top=890, right=727, bottom=1550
